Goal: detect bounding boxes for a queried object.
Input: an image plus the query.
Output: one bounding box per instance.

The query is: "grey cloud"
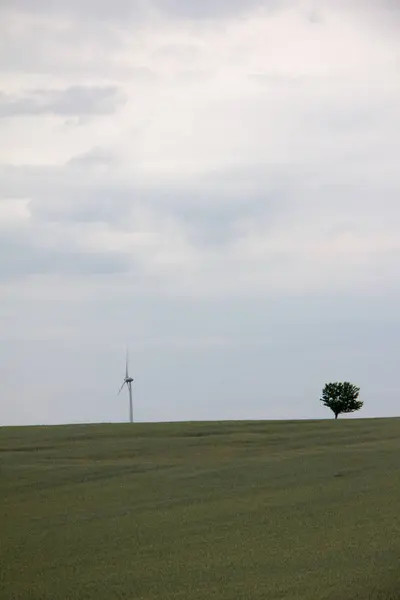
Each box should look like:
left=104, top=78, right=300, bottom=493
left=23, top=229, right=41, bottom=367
left=0, top=163, right=131, bottom=224
left=0, top=164, right=118, bottom=224
left=151, top=0, right=268, bottom=19
left=30, top=189, right=130, bottom=225
left=1, top=157, right=398, bottom=254
left=5, top=0, right=399, bottom=22
left=306, top=9, right=323, bottom=24
left=3, top=0, right=400, bottom=31
left=1, top=0, right=143, bottom=21
left=0, top=160, right=295, bottom=245
left=2, top=1, right=397, bottom=80
left=0, top=227, right=130, bottom=281
left=0, top=86, right=125, bottom=118
left=162, top=0, right=400, bottom=26
left=67, top=148, right=116, bottom=168
left=0, top=17, right=122, bottom=76
left=3, top=0, right=277, bottom=20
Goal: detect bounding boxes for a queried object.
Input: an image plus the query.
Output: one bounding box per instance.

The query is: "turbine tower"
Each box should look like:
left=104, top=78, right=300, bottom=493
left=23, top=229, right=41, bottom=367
left=118, top=350, right=134, bottom=423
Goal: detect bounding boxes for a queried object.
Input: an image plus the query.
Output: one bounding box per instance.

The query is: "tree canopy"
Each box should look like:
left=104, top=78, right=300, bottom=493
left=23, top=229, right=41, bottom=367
left=320, top=382, right=363, bottom=419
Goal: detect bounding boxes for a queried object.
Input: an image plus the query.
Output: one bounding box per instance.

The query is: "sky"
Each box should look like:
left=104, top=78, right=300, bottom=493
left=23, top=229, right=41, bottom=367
left=1, top=0, right=400, bottom=426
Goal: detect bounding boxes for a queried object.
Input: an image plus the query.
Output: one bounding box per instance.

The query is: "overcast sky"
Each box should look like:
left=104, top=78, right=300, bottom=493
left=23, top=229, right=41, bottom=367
left=1, top=0, right=399, bottom=426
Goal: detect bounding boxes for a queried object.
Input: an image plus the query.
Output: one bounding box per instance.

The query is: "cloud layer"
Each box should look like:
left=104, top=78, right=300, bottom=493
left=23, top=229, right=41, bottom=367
left=0, top=86, right=124, bottom=118
left=1, top=0, right=400, bottom=425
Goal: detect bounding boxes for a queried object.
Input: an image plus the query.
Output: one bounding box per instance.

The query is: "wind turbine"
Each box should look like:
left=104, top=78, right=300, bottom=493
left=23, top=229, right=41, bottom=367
left=118, top=350, right=134, bottom=423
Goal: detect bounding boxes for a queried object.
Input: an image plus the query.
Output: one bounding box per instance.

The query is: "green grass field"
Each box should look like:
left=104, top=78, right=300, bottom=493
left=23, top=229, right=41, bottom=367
left=1, top=418, right=400, bottom=599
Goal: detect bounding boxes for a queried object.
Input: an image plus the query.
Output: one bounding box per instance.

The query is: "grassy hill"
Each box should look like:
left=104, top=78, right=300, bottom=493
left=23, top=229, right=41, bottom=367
left=1, top=418, right=400, bottom=600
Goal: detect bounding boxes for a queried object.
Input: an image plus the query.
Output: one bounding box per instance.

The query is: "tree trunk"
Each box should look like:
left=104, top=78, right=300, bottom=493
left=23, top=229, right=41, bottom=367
left=335, top=413, right=338, bottom=419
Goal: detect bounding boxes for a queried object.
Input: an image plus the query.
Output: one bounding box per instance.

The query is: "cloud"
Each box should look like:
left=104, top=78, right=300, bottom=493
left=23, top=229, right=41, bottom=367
left=0, top=86, right=125, bottom=118
left=4, top=0, right=398, bottom=25
left=1, top=0, right=400, bottom=425
left=67, top=148, right=116, bottom=168
left=1, top=0, right=145, bottom=21
left=1, top=152, right=399, bottom=299
left=0, top=198, right=130, bottom=280
left=0, top=234, right=129, bottom=279
left=152, top=0, right=269, bottom=19
left=2, top=0, right=274, bottom=21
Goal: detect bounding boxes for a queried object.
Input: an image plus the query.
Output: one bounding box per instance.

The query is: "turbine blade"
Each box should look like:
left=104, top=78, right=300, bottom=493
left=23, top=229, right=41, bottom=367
left=118, top=381, right=126, bottom=395
left=125, top=348, right=129, bottom=379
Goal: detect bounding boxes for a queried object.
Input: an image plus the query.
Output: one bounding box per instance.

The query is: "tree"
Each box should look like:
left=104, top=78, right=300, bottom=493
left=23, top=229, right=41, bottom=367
left=320, top=382, right=363, bottom=419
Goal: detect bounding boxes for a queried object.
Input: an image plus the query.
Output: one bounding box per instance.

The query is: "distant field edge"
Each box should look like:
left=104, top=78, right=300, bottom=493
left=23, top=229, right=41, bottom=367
left=1, top=415, right=400, bottom=431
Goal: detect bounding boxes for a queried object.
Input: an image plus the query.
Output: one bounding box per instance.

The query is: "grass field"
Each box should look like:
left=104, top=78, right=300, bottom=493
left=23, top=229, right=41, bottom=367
left=1, top=418, right=400, bottom=600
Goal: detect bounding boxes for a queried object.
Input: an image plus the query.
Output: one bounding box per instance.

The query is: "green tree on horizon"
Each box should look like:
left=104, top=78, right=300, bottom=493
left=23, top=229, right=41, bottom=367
left=321, top=381, right=363, bottom=419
